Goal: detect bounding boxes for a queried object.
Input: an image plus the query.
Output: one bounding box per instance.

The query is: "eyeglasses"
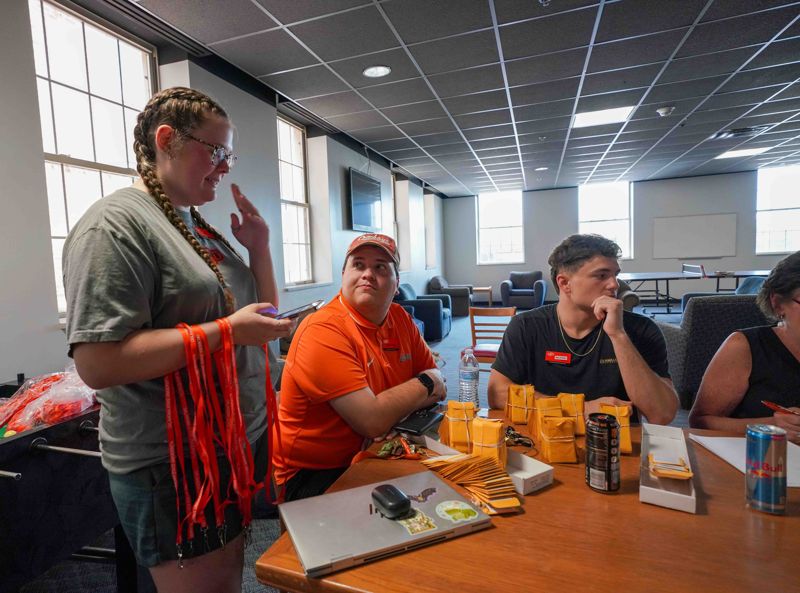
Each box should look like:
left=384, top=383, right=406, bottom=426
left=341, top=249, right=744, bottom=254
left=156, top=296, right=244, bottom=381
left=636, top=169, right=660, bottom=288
left=184, top=133, right=237, bottom=169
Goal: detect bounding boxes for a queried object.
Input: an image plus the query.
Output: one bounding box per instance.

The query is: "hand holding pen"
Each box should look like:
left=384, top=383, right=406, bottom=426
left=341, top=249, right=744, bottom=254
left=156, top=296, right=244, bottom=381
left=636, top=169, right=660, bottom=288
left=762, top=400, right=800, bottom=444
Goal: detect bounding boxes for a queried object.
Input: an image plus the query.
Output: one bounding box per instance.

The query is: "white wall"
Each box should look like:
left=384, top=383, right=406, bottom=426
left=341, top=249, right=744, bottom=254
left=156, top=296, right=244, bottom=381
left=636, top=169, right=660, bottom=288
left=1, top=0, right=69, bottom=383
left=442, top=172, right=787, bottom=302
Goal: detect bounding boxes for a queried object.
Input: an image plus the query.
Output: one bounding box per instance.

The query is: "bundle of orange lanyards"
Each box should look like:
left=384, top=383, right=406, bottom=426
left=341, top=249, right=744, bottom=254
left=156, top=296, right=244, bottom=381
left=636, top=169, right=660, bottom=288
left=164, top=319, right=277, bottom=564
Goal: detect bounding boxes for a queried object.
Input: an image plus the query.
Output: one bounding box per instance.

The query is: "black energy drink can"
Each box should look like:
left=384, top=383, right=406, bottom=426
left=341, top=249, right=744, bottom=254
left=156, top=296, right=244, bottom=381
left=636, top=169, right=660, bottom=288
left=585, top=412, right=620, bottom=493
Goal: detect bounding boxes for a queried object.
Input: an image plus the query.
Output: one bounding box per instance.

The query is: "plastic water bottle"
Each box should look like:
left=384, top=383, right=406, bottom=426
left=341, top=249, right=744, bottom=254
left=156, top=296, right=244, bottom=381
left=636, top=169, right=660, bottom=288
left=458, top=348, right=480, bottom=409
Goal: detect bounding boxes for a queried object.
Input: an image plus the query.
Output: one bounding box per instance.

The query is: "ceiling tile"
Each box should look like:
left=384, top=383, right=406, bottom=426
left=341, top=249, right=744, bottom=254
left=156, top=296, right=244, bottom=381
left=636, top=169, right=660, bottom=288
left=260, top=65, right=348, bottom=99
left=442, top=90, right=509, bottom=115
left=659, top=47, right=753, bottom=84
left=329, top=48, right=420, bottom=88
left=253, top=0, right=369, bottom=24
left=471, top=137, right=519, bottom=151
left=581, top=63, right=662, bottom=95
left=505, top=48, right=587, bottom=86
left=514, top=99, right=575, bottom=122
left=646, top=76, right=728, bottom=104
left=516, top=116, right=572, bottom=135
left=702, top=87, right=782, bottom=110
left=359, top=78, right=435, bottom=108
left=409, top=30, right=499, bottom=75
left=398, top=118, right=457, bottom=136
left=678, top=8, right=799, bottom=57
left=381, top=100, right=448, bottom=123
left=350, top=125, right=404, bottom=142
left=746, top=36, right=800, bottom=70
left=326, top=110, right=389, bottom=131
left=596, top=0, right=706, bottom=43
left=454, top=109, right=512, bottom=129
left=142, top=0, right=277, bottom=44
left=463, top=124, right=515, bottom=141
left=493, top=0, right=598, bottom=24
left=589, top=29, right=687, bottom=72
left=289, top=5, right=397, bottom=61
left=425, top=142, right=472, bottom=156
left=299, top=90, right=373, bottom=117
left=577, top=88, right=645, bottom=111
left=370, top=138, right=417, bottom=151
left=500, top=7, right=597, bottom=59
left=428, top=64, right=505, bottom=98
left=213, top=29, right=317, bottom=76
left=721, top=64, right=800, bottom=93
left=510, top=77, right=581, bottom=107
left=381, top=0, right=492, bottom=44
left=414, top=132, right=463, bottom=146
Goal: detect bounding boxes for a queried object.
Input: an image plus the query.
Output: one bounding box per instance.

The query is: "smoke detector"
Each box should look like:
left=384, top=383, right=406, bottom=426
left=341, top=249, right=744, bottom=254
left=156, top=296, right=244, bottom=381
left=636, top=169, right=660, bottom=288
left=656, top=106, right=675, bottom=117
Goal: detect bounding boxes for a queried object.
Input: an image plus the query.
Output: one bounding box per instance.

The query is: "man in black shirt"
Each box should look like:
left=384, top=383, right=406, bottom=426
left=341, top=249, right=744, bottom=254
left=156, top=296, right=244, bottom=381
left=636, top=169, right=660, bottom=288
left=488, top=234, right=678, bottom=425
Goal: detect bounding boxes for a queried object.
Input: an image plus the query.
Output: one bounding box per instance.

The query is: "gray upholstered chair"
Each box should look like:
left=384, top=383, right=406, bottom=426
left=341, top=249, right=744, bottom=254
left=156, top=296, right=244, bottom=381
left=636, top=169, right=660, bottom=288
left=395, top=283, right=452, bottom=341
left=427, top=275, right=473, bottom=317
left=656, top=294, right=768, bottom=410
left=500, top=271, right=546, bottom=309
left=617, top=279, right=640, bottom=312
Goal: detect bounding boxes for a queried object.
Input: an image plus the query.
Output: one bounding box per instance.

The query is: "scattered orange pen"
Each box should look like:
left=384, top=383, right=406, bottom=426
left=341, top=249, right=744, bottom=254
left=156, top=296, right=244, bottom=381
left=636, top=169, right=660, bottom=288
left=762, top=400, right=800, bottom=416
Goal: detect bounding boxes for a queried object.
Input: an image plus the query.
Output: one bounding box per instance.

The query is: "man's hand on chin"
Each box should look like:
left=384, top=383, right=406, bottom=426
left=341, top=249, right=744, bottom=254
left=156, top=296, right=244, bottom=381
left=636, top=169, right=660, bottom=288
left=591, top=295, right=625, bottom=338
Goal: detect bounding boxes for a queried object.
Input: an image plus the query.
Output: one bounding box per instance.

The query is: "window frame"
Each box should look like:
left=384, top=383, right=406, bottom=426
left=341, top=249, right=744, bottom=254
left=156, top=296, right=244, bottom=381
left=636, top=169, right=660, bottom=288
left=578, top=181, right=634, bottom=260
left=277, top=115, right=314, bottom=286
left=755, top=164, right=800, bottom=255
left=476, top=191, right=525, bottom=265
left=30, top=0, right=157, bottom=314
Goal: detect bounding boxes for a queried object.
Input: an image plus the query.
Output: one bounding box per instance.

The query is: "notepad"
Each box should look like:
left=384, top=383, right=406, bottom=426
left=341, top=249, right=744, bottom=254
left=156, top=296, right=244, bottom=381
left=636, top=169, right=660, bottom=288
left=689, top=435, right=800, bottom=487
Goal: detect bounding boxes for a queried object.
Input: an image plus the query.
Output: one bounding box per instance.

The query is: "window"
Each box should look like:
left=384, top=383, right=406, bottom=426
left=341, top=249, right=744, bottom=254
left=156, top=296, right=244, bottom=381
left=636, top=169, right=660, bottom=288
left=477, top=191, right=524, bottom=264
left=756, top=165, right=800, bottom=254
left=277, top=117, right=312, bottom=284
left=29, top=0, right=154, bottom=312
left=578, top=182, right=632, bottom=258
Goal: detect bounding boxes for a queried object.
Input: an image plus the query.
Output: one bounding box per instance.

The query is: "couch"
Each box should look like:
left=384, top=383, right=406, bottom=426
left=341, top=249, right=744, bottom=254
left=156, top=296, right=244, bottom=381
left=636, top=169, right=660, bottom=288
left=500, top=271, right=547, bottom=309
left=395, top=283, right=452, bottom=341
left=656, top=294, right=768, bottom=410
left=427, top=275, right=473, bottom=317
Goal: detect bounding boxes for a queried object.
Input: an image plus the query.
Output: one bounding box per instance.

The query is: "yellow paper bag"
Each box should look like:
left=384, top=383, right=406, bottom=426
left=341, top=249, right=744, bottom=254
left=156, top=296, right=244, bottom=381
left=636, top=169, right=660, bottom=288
left=527, top=397, right=562, bottom=443
left=507, top=384, right=536, bottom=425
left=540, top=417, right=578, bottom=463
left=472, top=418, right=507, bottom=467
left=600, top=403, right=632, bottom=454
left=446, top=401, right=475, bottom=454
left=557, top=392, right=586, bottom=435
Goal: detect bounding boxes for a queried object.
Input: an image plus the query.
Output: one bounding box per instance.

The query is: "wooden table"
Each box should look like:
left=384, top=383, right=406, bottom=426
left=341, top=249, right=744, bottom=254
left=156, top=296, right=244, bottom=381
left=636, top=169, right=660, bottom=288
left=256, top=426, right=799, bottom=593
left=472, top=286, right=492, bottom=306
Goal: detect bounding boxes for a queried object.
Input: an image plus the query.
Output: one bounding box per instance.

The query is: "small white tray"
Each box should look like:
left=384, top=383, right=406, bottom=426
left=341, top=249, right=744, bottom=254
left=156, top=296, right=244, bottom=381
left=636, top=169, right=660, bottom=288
left=639, top=423, right=697, bottom=514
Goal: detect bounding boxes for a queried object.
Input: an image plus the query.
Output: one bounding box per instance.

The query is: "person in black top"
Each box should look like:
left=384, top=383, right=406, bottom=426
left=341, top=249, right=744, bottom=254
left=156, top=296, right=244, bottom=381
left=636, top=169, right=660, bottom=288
left=690, top=251, right=800, bottom=443
left=488, top=234, right=678, bottom=425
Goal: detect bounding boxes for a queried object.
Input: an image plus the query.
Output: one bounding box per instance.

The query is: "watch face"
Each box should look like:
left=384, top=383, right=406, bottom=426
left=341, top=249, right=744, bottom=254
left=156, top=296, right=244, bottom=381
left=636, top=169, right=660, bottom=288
left=417, top=373, right=434, bottom=395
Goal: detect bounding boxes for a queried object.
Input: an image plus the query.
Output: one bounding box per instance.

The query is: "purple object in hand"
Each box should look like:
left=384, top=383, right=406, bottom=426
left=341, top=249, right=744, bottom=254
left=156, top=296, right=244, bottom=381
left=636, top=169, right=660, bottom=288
left=257, top=306, right=278, bottom=316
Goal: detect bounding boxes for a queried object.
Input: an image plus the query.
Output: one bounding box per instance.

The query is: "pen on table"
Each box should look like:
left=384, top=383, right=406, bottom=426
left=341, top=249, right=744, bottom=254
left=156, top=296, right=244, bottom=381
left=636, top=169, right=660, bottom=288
left=761, top=400, right=800, bottom=416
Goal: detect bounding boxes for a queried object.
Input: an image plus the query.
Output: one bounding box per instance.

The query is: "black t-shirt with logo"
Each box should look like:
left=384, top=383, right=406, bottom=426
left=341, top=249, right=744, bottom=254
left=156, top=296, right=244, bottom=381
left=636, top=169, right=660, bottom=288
left=492, top=304, right=670, bottom=402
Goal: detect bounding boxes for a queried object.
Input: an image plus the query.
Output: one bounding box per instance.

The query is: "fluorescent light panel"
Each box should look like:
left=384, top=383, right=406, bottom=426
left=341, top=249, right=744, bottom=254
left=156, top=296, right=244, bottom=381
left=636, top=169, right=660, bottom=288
left=571, top=106, right=634, bottom=129
left=714, top=147, right=772, bottom=159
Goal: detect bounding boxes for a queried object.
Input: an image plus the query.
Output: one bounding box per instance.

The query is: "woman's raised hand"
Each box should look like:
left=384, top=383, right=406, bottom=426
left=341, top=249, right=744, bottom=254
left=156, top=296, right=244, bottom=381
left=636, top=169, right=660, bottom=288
left=230, top=183, right=269, bottom=252
left=228, top=302, right=296, bottom=346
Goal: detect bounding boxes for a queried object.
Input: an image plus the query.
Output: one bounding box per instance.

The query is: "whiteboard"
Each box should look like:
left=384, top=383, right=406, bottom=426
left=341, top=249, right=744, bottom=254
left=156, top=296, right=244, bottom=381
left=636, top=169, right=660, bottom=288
left=653, top=213, right=737, bottom=259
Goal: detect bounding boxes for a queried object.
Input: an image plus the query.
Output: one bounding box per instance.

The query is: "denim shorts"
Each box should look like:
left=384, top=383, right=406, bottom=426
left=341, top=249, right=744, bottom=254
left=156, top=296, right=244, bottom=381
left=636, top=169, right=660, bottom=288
left=109, top=432, right=269, bottom=567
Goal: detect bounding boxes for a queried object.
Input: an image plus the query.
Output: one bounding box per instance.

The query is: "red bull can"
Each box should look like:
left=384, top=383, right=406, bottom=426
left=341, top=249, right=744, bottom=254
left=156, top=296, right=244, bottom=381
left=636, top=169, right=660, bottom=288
left=745, top=424, right=787, bottom=515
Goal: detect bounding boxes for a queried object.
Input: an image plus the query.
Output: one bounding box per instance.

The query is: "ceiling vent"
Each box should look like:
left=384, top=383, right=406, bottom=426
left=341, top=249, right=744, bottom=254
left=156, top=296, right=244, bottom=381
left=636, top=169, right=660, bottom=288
left=709, top=125, right=770, bottom=140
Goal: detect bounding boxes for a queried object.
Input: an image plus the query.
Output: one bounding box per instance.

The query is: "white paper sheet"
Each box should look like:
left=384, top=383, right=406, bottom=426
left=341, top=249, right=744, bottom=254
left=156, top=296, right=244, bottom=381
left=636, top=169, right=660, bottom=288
left=689, top=435, right=800, bottom=487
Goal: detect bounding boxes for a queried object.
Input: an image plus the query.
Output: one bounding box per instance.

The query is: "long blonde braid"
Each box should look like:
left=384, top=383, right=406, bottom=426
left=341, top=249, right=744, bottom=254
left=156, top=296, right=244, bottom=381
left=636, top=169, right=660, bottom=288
left=133, top=87, right=238, bottom=313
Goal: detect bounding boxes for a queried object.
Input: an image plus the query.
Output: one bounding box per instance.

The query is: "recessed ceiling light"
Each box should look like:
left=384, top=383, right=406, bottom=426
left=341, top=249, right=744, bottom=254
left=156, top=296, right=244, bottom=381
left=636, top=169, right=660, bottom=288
left=534, top=166, right=548, bottom=171
left=362, top=65, right=391, bottom=78
left=714, top=147, right=772, bottom=159
left=572, top=106, right=634, bottom=129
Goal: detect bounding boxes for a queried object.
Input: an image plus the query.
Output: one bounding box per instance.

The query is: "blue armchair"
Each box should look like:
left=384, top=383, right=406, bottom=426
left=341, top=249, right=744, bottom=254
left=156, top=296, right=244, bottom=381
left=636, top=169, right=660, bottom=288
left=401, top=305, right=425, bottom=337
left=395, top=283, right=452, bottom=342
left=500, top=271, right=547, bottom=309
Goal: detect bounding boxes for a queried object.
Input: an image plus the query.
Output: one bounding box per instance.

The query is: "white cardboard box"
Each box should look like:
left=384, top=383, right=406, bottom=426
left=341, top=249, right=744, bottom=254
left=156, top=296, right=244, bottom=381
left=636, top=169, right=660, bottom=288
left=411, top=435, right=553, bottom=496
left=639, top=423, right=697, bottom=514
left=506, top=450, right=553, bottom=495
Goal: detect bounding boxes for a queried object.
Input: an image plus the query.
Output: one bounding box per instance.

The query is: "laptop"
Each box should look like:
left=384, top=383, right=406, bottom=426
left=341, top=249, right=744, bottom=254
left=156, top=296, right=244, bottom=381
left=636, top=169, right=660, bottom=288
left=279, top=470, right=492, bottom=577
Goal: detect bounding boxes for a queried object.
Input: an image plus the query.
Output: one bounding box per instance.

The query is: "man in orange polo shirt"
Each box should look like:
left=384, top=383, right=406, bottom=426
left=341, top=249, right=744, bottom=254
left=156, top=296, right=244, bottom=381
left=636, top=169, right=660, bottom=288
left=274, top=233, right=446, bottom=500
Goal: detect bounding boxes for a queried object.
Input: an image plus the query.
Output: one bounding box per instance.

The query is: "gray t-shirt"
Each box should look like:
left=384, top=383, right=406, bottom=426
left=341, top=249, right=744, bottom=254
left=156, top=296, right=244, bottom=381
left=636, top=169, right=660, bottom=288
left=64, top=187, right=271, bottom=474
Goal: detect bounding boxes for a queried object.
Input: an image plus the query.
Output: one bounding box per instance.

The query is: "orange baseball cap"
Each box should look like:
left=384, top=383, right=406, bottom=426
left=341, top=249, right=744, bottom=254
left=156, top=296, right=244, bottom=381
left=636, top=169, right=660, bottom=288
left=345, top=233, right=400, bottom=266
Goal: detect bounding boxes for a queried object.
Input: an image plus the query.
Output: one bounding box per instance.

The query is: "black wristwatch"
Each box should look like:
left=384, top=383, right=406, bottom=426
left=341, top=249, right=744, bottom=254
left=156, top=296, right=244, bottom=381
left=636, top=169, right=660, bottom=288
left=415, top=373, right=435, bottom=397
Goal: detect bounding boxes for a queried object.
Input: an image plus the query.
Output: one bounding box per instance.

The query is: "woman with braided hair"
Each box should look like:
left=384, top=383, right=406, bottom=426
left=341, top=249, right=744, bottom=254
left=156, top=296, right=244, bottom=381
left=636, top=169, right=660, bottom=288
left=63, top=87, right=294, bottom=592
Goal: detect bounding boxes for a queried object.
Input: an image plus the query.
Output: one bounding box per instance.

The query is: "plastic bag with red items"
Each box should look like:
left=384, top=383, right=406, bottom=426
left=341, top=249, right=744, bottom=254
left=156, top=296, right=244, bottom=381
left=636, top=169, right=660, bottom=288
left=0, top=365, right=95, bottom=436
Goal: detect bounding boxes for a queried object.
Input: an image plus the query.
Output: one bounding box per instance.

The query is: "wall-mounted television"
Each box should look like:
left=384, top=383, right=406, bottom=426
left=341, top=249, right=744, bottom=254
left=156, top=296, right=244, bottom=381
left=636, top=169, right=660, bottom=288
left=349, top=168, right=383, bottom=232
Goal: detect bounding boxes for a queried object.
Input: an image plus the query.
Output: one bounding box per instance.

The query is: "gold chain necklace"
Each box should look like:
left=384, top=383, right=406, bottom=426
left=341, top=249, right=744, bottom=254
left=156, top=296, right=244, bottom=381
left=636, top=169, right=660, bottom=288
left=556, top=310, right=604, bottom=357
